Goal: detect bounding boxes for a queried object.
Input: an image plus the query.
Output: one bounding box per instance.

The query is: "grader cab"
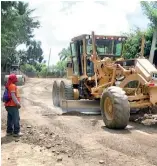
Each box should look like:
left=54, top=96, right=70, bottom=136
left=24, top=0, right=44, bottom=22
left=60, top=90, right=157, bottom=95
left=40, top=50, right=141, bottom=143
left=4, top=64, right=25, bottom=86
left=67, top=32, right=126, bottom=78
left=52, top=31, right=157, bottom=129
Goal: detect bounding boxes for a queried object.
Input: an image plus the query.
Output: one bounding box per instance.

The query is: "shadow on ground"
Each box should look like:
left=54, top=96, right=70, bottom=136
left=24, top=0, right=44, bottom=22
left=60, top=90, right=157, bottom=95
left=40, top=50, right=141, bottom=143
left=1, top=135, right=19, bottom=145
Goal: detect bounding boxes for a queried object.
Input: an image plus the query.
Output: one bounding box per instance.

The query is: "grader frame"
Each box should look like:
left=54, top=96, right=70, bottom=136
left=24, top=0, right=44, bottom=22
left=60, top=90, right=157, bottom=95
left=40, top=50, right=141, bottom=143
left=52, top=31, right=157, bottom=129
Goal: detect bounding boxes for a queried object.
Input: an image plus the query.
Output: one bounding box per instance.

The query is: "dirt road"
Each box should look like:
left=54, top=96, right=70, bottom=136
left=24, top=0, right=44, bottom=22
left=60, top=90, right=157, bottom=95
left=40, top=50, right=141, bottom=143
left=1, top=78, right=157, bottom=166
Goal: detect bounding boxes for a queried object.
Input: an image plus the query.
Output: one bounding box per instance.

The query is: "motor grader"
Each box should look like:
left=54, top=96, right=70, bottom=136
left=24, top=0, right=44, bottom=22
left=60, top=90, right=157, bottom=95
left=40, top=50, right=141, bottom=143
left=4, top=64, right=25, bottom=86
left=52, top=31, right=157, bottom=129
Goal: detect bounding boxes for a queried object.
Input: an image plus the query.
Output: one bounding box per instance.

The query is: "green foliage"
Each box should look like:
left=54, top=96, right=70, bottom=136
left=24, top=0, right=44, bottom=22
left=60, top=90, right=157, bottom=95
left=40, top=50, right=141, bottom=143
left=141, top=1, right=157, bottom=63
left=34, top=63, right=43, bottom=72
left=20, top=64, right=36, bottom=73
left=123, top=28, right=153, bottom=59
left=56, top=61, right=67, bottom=76
left=20, top=63, right=48, bottom=77
left=38, top=64, right=47, bottom=77
left=47, top=61, right=66, bottom=78
left=58, top=47, right=71, bottom=61
left=19, top=40, right=44, bottom=66
left=141, top=1, right=157, bottom=27
left=1, top=1, right=40, bottom=71
left=49, top=47, right=72, bottom=77
left=56, top=61, right=67, bottom=71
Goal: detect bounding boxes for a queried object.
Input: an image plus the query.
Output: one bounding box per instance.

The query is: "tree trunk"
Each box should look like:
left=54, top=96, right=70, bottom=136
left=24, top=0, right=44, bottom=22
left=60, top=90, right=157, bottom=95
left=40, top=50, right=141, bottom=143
left=149, top=29, right=157, bottom=64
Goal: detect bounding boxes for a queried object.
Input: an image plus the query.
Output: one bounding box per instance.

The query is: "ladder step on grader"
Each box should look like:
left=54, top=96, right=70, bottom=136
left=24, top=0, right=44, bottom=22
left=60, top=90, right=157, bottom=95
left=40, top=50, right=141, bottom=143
left=52, top=31, right=157, bottom=129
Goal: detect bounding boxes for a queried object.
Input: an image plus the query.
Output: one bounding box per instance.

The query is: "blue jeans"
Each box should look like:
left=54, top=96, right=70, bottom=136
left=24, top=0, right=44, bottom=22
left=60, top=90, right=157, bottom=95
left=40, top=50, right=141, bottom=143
left=5, top=106, right=20, bottom=134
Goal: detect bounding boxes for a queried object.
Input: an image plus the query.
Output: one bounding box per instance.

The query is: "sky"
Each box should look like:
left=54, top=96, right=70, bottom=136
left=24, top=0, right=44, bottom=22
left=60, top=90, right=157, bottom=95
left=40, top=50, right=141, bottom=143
left=20, top=0, right=150, bottom=65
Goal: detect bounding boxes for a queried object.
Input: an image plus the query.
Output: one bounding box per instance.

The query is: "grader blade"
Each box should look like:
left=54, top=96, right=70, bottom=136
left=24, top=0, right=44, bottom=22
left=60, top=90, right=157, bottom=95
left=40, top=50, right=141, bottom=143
left=61, top=100, right=101, bottom=115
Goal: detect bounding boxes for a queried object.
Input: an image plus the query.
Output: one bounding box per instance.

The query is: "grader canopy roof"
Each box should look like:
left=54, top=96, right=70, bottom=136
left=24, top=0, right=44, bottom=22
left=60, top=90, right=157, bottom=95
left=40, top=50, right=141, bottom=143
left=71, top=34, right=127, bottom=57
left=71, top=34, right=127, bottom=41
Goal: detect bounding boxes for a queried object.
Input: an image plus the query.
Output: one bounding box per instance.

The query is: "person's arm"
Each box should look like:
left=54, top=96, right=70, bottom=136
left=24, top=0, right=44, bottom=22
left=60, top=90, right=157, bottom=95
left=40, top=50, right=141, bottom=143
left=10, top=92, right=20, bottom=106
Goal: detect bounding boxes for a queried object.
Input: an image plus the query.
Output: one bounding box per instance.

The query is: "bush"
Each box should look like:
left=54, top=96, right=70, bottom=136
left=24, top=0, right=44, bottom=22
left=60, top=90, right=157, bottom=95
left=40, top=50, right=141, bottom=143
left=20, top=64, right=36, bottom=73
left=38, top=66, right=47, bottom=77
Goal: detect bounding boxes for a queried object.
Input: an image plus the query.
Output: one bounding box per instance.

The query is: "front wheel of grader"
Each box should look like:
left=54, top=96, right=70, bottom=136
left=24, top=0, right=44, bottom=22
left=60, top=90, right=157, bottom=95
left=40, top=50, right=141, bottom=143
left=52, top=81, right=60, bottom=107
left=100, top=86, right=130, bottom=129
left=59, top=80, right=74, bottom=106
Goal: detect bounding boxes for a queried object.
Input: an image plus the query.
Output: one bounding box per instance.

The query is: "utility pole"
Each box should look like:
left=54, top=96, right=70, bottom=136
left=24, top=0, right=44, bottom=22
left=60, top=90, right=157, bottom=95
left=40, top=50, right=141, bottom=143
left=140, top=33, right=145, bottom=58
left=46, top=48, right=51, bottom=78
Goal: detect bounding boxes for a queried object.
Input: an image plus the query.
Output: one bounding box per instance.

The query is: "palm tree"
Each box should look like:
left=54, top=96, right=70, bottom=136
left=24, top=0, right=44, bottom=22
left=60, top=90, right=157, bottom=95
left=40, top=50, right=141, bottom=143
left=58, top=47, right=71, bottom=61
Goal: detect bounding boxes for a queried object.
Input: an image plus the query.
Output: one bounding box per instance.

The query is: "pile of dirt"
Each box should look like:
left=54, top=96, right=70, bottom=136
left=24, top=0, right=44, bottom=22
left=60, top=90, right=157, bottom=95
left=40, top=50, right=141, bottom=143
left=130, top=113, right=157, bottom=127
left=16, top=120, right=85, bottom=159
left=141, top=114, right=157, bottom=126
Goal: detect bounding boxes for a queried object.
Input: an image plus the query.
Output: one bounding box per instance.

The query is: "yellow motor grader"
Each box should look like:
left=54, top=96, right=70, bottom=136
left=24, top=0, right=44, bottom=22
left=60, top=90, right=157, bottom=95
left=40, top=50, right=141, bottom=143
left=4, top=64, right=26, bottom=86
left=52, top=31, right=157, bottom=129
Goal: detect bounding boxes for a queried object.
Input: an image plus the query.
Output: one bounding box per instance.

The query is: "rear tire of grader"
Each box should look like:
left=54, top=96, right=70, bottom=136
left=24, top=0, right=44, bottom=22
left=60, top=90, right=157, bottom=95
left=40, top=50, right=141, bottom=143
left=59, top=80, right=74, bottom=106
left=52, top=81, right=60, bottom=107
left=100, top=86, right=130, bottom=129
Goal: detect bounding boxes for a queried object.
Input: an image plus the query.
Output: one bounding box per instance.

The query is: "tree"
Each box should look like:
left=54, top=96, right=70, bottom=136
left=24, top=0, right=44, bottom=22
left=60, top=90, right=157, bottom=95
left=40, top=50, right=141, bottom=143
left=38, top=64, right=47, bottom=77
left=24, top=40, right=43, bottom=65
left=1, top=1, right=40, bottom=71
left=141, top=1, right=157, bottom=63
left=122, top=27, right=153, bottom=59
left=58, top=47, right=71, bottom=61
left=20, top=64, right=36, bottom=73
left=17, top=40, right=44, bottom=73
left=56, top=61, right=67, bottom=76
left=50, top=46, right=72, bottom=77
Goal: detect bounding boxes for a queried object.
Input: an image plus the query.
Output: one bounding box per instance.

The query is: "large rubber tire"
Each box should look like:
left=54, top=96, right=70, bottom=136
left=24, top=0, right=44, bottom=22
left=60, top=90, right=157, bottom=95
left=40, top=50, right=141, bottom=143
left=52, top=81, right=60, bottom=107
left=100, top=86, right=130, bottom=129
left=59, top=80, right=74, bottom=106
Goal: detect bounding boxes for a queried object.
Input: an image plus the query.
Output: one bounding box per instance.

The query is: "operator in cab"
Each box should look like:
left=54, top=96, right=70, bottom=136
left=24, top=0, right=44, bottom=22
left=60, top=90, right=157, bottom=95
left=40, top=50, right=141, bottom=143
left=89, top=50, right=99, bottom=75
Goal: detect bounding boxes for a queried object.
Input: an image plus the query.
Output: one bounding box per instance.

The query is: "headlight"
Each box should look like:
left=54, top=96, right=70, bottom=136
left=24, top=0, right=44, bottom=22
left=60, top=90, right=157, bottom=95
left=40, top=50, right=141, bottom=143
left=152, top=73, right=157, bottom=80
